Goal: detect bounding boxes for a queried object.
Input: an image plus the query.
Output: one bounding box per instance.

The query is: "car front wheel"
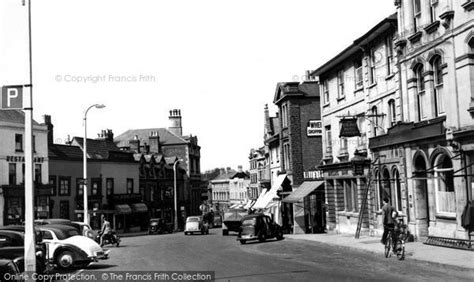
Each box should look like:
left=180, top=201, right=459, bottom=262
left=240, top=240, right=246, bottom=245
left=56, top=250, right=75, bottom=269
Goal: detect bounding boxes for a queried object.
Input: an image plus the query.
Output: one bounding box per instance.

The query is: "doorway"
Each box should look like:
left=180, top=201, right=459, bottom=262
left=413, top=154, right=429, bottom=237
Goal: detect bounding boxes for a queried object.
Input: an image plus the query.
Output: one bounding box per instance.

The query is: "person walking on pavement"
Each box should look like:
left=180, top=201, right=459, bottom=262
left=381, top=197, right=396, bottom=245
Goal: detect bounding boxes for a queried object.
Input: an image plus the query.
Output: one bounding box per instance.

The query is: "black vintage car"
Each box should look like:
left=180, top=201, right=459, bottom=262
left=0, top=229, right=47, bottom=273
left=237, top=214, right=284, bottom=244
left=148, top=218, right=173, bottom=235
left=0, top=259, right=22, bottom=282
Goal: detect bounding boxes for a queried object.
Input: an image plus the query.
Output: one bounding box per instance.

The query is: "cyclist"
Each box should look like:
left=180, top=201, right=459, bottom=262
left=381, top=197, right=396, bottom=245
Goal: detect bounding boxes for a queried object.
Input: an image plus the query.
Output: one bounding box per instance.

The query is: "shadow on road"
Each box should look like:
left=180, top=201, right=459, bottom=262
left=86, top=264, right=117, bottom=270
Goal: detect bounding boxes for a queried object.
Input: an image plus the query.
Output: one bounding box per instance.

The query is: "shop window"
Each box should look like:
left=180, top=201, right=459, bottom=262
left=9, top=163, right=16, bottom=185
left=434, top=154, right=456, bottom=215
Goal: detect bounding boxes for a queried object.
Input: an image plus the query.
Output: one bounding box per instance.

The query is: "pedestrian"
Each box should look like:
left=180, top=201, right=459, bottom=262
left=100, top=214, right=112, bottom=247
left=381, top=197, right=396, bottom=245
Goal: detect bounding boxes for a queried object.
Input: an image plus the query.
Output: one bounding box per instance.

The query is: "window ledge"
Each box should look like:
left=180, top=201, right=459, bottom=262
left=435, top=213, right=456, bottom=220
left=385, top=73, right=395, bottom=80
left=462, top=1, right=474, bottom=11
left=394, top=39, right=407, bottom=50
left=336, top=96, right=345, bottom=102
left=323, top=103, right=330, bottom=108
left=353, top=87, right=364, bottom=94
left=15, top=150, right=24, bottom=153
left=424, top=21, right=440, bottom=34
left=407, top=31, right=422, bottom=43
left=367, top=82, right=377, bottom=89
left=439, top=10, right=455, bottom=20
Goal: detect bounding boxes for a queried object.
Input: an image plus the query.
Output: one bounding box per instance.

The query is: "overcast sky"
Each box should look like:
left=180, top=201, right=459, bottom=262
left=0, top=0, right=395, bottom=172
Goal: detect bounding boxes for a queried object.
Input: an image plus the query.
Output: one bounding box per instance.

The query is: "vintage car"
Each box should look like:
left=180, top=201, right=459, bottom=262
left=0, top=229, right=47, bottom=273
left=184, top=216, right=209, bottom=235
left=237, top=214, right=284, bottom=244
left=38, top=224, right=109, bottom=269
left=148, top=218, right=173, bottom=235
left=222, top=208, right=247, bottom=235
left=0, top=259, right=22, bottom=282
left=72, top=221, right=99, bottom=240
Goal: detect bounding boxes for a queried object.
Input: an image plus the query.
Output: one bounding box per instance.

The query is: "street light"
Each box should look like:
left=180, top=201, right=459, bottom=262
left=173, top=159, right=183, bottom=232
left=83, top=104, right=105, bottom=225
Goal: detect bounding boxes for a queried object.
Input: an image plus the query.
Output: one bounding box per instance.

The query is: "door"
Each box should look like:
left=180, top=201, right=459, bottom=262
left=413, top=155, right=429, bottom=237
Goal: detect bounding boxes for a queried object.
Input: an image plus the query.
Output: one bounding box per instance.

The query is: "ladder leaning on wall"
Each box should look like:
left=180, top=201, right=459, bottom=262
left=355, top=157, right=380, bottom=239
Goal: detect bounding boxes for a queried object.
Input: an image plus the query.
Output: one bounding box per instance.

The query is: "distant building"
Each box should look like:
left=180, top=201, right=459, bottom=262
left=228, top=166, right=250, bottom=206
left=248, top=147, right=266, bottom=200
left=114, top=109, right=202, bottom=217
left=263, top=104, right=281, bottom=189
left=47, top=124, right=140, bottom=231
left=0, top=111, right=51, bottom=226
left=209, top=168, right=237, bottom=211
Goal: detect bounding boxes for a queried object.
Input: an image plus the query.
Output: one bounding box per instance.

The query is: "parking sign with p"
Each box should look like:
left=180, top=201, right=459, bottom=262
left=1, top=85, right=23, bottom=109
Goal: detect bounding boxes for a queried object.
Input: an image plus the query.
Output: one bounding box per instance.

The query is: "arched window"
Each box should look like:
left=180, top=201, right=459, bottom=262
left=414, top=64, right=426, bottom=121
left=371, top=106, right=379, bottom=137
left=430, top=56, right=444, bottom=116
left=393, top=169, right=402, bottom=211
left=381, top=169, right=391, bottom=208
left=388, top=99, right=396, bottom=127
left=434, top=153, right=455, bottom=215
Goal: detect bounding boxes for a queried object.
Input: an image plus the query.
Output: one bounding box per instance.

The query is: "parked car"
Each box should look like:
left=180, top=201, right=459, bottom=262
left=38, top=224, right=109, bottom=269
left=184, top=216, right=209, bottom=235
left=148, top=218, right=173, bottom=235
left=71, top=221, right=99, bottom=240
left=222, top=208, right=247, bottom=235
left=212, top=213, right=222, bottom=228
left=0, top=230, right=47, bottom=273
left=0, top=259, right=22, bottom=282
left=237, top=214, right=284, bottom=244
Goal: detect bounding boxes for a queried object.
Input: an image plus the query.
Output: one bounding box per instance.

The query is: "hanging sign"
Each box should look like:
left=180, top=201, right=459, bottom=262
left=339, top=118, right=361, bottom=137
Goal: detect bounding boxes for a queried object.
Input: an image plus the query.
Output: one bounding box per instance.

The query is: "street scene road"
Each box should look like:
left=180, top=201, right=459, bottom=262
left=80, top=231, right=474, bottom=282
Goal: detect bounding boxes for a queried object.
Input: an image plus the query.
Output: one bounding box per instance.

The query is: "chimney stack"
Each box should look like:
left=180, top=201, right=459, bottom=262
left=238, top=165, right=243, bottom=173
left=129, top=135, right=140, bottom=153
left=168, top=109, right=183, bottom=136
left=106, top=129, right=114, bottom=142
left=43, top=115, right=54, bottom=145
left=149, top=131, right=160, bottom=153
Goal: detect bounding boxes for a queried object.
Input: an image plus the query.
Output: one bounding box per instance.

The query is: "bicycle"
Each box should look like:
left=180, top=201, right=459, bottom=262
left=384, top=226, right=406, bottom=260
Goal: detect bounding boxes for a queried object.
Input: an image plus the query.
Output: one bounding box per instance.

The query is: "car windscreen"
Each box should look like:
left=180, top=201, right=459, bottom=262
left=187, top=218, right=199, bottom=222
left=241, top=218, right=257, bottom=225
left=54, top=228, right=81, bottom=240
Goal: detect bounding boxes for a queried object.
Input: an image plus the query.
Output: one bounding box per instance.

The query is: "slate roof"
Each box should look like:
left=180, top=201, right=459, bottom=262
left=49, top=144, right=83, bottom=160
left=0, top=110, right=40, bottom=125
left=114, top=128, right=188, bottom=148
left=73, top=137, right=124, bottom=160
left=211, top=169, right=238, bottom=181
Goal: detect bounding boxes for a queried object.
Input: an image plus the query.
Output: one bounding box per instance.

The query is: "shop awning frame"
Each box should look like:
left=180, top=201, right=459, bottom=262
left=115, top=204, right=132, bottom=215
left=131, top=203, right=149, bottom=213
left=282, top=181, right=324, bottom=203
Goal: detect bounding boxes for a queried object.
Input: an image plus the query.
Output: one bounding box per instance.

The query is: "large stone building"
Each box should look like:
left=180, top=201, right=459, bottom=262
left=228, top=166, right=250, bottom=206
left=248, top=147, right=267, bottom=200
left=312, top=14, right=399, bottom=236
left=0, top=111, right=51, bottom=226
left=370, top=0, right=474, bottom=241
left=114, top=109, right=202, bottom=217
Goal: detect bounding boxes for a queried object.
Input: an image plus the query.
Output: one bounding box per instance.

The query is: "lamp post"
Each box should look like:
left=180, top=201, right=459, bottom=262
left=83, top=104, right=105, bottom=224
left=173, top=159, right=183, bottom=232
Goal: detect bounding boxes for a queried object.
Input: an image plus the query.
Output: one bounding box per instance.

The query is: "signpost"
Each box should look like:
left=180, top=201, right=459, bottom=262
left=1, top=86, right=24, bottom=109
left=339, top=118, right=361, bottom=137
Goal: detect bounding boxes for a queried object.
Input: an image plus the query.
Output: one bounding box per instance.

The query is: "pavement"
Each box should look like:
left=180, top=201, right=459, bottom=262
left=285, top=233, right=474, bottom=270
